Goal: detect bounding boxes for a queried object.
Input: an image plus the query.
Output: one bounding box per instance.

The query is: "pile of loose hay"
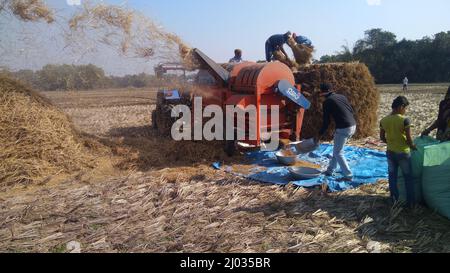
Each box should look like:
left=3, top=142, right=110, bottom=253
left=287, top=37, right=314, bottom=67
left=272, top=50, right=296, bottom=69
left=0, top=76, right=95, bottom=187
left=271, top=38, right=314, bottom=70
left=2, top=0, right=54, bottom=23
left=294, top=63, right=379, bottom=140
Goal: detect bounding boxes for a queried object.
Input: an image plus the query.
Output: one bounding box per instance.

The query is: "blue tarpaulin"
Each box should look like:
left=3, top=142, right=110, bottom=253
left=212, top=144, right=388, bottom=192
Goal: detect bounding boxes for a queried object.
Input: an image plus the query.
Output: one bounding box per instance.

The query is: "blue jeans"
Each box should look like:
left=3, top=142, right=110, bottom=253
left=387, top=151, right=415, bottom=206
left=327, top=126, right=356, bottom=178
left=265, top=41, right=274, bottom=62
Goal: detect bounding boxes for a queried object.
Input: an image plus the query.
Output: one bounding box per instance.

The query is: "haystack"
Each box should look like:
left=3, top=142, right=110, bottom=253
left=0, top=76, right=95, bottom=187
left=294, top=63, right=379, bottom=140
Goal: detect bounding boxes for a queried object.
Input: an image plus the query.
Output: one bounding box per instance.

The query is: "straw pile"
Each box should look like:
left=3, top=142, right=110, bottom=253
left=271, top=38, right=314, bottom=70
left=294, top=63, right=379, bottom=140
left=1, top=0, right=54, bottom=23
left=0, top=76, right=95, bottom=187
left=272, top=49, right=297, bottom=69
left=287, top=37, right=314, bottom=67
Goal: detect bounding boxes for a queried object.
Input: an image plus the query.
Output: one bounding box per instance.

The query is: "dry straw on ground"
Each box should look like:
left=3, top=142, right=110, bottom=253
left=0, top=76, right=95, bottom=188
left=1, top=0, right=54, bottom=23
left=295, top=63, right=379, bottom=140
left=2, top=87, right=449, bottom=253
left=1, top=171, right=449, bottom=253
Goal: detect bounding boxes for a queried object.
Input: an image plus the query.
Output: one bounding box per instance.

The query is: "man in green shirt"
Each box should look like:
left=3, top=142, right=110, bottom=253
left=380, top=96, right=417, bottom=207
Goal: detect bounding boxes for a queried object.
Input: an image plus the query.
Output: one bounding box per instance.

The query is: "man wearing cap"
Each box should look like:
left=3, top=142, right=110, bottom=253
left=317, top=83, right=357, bottom=181
left=265, top=32, right=292, bottom=63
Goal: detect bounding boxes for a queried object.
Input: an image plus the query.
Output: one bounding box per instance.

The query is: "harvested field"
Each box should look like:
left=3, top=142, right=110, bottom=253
left=2, top=169, right=450, bottom=253
left=40, top=89, right=158, bottom=109
left=377, top=84, right=447, bottom=137
left=1, top=85, right=449, bottom=253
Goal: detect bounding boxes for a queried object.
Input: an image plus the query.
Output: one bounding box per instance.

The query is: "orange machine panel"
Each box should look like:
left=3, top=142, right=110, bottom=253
left=231, top=62, right=295, bottom=95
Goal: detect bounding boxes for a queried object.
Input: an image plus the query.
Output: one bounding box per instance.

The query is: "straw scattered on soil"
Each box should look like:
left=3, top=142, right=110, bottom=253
left=1, top=87, right=449, bottom=253
left=1, top=173, right=449, bottom=253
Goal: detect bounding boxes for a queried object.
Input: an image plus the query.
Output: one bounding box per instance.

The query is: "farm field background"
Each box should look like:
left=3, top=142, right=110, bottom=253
left=1, top=84, right=449, bottom=253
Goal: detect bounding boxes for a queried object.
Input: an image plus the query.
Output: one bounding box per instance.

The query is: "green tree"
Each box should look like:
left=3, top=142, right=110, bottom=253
left=319, top=28, right=450, bottom=83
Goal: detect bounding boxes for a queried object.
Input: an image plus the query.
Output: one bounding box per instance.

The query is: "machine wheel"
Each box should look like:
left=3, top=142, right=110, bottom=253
left=151, top=109, right=158, bottom=129
left=224, top=140, right=236, bottom=157
left=153, top=104, right=176, bottom=137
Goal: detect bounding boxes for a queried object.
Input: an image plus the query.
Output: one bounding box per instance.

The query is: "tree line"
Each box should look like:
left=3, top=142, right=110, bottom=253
left=3, top=29, right=449, bottom=89
left=0, top=64, right=170, bottom=91
left=318, top=28, right=450, bottom=84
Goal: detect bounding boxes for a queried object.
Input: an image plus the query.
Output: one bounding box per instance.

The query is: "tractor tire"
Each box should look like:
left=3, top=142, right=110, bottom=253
left=224, top=140, right=236, bottom=157
left=154, top=104, right=176, bottom=137
left=151, top=109, right=158, bottom=129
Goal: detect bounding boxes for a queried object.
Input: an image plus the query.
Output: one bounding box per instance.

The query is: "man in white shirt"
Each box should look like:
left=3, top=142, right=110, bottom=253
left=403, top=77, right=409, bottom=92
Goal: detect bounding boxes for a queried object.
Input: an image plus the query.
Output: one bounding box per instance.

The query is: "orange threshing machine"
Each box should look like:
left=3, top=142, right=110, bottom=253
left=153, top=49, right=311, bottom=155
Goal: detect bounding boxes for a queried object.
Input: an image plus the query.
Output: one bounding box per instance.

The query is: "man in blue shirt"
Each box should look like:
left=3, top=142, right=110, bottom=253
left=292, top=33, right=313, bottom=47
left=265, top=32, right=292, bottom=62
left=229, top=49, right=243, bottom=63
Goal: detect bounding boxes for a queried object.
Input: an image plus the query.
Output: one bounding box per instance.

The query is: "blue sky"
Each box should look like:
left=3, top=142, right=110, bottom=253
left=122, top=0, right=450, bottom=61
left=2, top=0, right=450, bottom=75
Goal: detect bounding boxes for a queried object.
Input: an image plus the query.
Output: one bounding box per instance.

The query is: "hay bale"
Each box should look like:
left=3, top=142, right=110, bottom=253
left=0, top=76, right=95, bottom=187
left=287, top=37, right=314, bottom=66
left=294, top=63, right=379, bottom=140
